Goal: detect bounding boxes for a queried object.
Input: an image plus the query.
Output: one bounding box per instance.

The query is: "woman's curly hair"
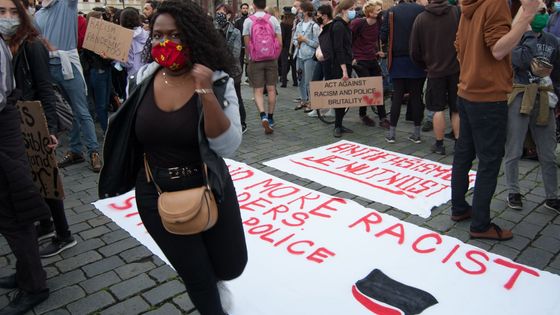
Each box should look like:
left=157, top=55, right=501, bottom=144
left=142, top=0, right=233, bottom=74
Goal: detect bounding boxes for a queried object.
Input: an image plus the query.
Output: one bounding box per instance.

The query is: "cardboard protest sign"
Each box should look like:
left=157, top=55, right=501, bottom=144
left=309, top=76, right=383, bottom=109
left=16, top=101, right=64, bottom=200
left=264, top=140, right=476, bottom=218
left=93, top=159, right=560, bottom=315
left=83, top=17, right=134, bottom=62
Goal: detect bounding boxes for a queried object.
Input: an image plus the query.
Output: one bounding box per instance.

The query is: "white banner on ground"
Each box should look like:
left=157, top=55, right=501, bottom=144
left=93, top=160, right=560, bottom=315
left=263, top=140, right=476, bottom=218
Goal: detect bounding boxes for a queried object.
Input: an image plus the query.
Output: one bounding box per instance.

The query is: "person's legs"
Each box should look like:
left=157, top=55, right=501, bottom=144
left=426, top=77, right=446, bottom=150
left=280, top=48, right=289, bottom=86
left=290, top=52, right=298, bottom=86
left=43, top=199, right=71, bottom=239
left=353, top=61, right=370, bottom=118
left=530, top=107, right=558, bottom=200
left=390, top=79, right=405, bottom=127
left=50, top=63, right=100, bottom=155
left=264, top=60, right=278, bottom=115
left=468, top=101, right=508, bottom=233
left=451, top=97, right=476, bottom=215
left=90, top=69, right=111, bottom=132
left=1, top=225, right=47, bottom=293
left=233, top=76, right=246, bottom=130
left=297, top=57, right=306, bottom=101
left=135, top=174, right=227, bottom=315
left=302, top=58, right=317, bottom=102
left=447, top=73, right=460, bottom=138
left=504, top=95, right=529, bottom=197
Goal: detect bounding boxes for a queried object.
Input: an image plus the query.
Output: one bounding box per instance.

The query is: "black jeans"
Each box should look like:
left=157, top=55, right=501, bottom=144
left=325, top=62, right=351, bottom=128
left=40, top=198, right=71, bottom=239
left=451, top=97, right=508, bottom=232
left=353, top=60, right=387, bottom=119
left=233, top=75, right=246, bottom=127
left=136, top=168, right=247, bottom=315
left=390, top=78, right=425, bottom=127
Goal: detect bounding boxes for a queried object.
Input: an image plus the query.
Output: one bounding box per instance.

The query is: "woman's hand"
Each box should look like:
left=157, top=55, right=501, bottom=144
left=192, top=63, right=214, bottom=90
left=48, top=134, right=58, bottom=150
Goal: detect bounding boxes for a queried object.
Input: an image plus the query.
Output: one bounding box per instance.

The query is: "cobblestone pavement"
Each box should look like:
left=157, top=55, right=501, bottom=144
left=0, top=79, right=558, bottom=314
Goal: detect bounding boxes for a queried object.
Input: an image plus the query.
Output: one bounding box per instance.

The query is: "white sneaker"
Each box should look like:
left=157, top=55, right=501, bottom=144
left=308, top=109, right=318, bottom=117
left=218, top=281, right=233, bottom=314
left=324, top=109, right=335, bottom=117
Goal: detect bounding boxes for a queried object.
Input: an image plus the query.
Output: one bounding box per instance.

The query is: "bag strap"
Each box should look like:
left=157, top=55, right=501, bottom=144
left=143, top=154, right=211, bottom=196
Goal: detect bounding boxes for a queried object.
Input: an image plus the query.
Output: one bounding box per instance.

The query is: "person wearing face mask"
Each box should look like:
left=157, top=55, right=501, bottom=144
left=280, top=7, right=297, bottom=87
left=99, top=1, right=247, bottom=314
left=504, top=8, right=560, bottom=214
left=0, top=0, right=52, bottom=312
left=544, top=0, right=560, bottom=36
left=328, top=0, right=356, bottom=137
left=380, top=0, right=426, bottom=144
left=292, top=1, right=320, bottom=111
left=215, top=4, right=247, bottom=133
left=234, top=3, right=250, bottom=79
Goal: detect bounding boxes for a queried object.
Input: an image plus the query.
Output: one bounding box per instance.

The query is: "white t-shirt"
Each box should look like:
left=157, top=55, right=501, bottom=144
left=242, top=11, right=282, bottom=36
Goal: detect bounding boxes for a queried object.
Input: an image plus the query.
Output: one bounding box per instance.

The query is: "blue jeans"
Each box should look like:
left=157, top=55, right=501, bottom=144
left=296, top=57, right=317, bottom=102
left=89, top=68, right=112, bottom=132
left=49, top=63, right=99, bottom=155
left=451, top=97, right=508, bottom=232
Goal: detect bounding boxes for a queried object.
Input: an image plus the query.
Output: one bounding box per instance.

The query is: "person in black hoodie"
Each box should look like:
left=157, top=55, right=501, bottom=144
left=410, top=0, right=460, bottom=155
left=329, top=0, right=356, bottom=138
left=381, top=0, right=425, bottom=144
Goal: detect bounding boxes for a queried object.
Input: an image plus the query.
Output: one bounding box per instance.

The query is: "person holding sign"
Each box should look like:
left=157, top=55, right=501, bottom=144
left=0, top=0, right=51, bottom=312
left=34, top=0, right=102, bottom=173
left=99, top=1, right=247, bottom=314
left=329, top=0, right=356, bottom=138
left=9, top=0, right=77, bottom=258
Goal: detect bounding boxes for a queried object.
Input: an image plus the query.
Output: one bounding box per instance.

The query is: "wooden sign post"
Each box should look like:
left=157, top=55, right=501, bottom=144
left=83, top=17, right=134, bottom=62
left=16, top=101, right=64, bottom=200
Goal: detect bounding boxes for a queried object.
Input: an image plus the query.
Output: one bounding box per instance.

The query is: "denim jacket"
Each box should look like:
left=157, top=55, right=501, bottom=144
left=222, top=22, right=243, bottom=79
left=292, top=20, right=320, bottom=60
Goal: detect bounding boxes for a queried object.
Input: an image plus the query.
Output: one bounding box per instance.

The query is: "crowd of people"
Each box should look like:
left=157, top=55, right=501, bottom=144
left=0, top=0, right=559, bottom=313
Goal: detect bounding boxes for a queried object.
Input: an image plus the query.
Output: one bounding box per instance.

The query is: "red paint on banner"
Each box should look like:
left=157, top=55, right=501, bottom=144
left=229, top=167, right=255, bottom=181
left=456, top=250, right=489, bottom=275
left=494, top=258, right=540, bottom=290
left=374, top=223, right=405, bottom=245
left=290, top=159, right=416, bottom=199
left=109, top=196, right=135, bottom=210
left=412, top=233, right=442, bottom=254
left=352, top=285, right=403, bottom=315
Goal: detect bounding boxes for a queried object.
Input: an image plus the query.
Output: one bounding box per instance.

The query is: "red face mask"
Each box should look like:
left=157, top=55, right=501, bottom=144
left=151, top=39, right=189, bottom=71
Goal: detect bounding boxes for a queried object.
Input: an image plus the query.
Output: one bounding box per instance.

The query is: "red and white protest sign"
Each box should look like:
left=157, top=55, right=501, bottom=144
left=263, top=140, right=476, bottom=218
left=93, top=160, right=560, bottom=315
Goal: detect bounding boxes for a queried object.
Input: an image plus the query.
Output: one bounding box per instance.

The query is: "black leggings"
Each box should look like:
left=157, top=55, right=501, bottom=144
left=234, top=76, right=246, bottom=126
left=353, top=60, right=387, bottom=119
left=390, top=78, right=425, bottom=127
left=135, top=170, right=247, bottom=315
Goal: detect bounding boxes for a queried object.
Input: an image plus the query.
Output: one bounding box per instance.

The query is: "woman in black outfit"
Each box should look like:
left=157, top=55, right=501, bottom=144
left=10, top=0, right=76, bottom=258
left=98, top=1, right=247, bottom=314
left=326, top=0, right=356, bottom=137
left=280, top=8, right=296, bottom=87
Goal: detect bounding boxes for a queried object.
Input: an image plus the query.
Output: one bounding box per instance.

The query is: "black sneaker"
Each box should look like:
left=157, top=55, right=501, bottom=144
left=39, top=236, right=77, bottom=258
left=430, top=143, right=446, bottom=155
left=408, top=134, right=422, bottom=144
left=36, top=224, right=55, bottom=242
left=445, top=131, right=456, bottom=140
left=421, top=120, right=433, bottom=132
left=1, top=289, right=49, bottom=315
left=507, top=193, right=523, bottom=210
left=544, top=199, right=560, bottom=214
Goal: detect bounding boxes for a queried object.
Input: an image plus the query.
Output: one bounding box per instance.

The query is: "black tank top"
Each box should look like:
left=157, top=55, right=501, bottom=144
left=135, top=80, right=202, bottom=168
